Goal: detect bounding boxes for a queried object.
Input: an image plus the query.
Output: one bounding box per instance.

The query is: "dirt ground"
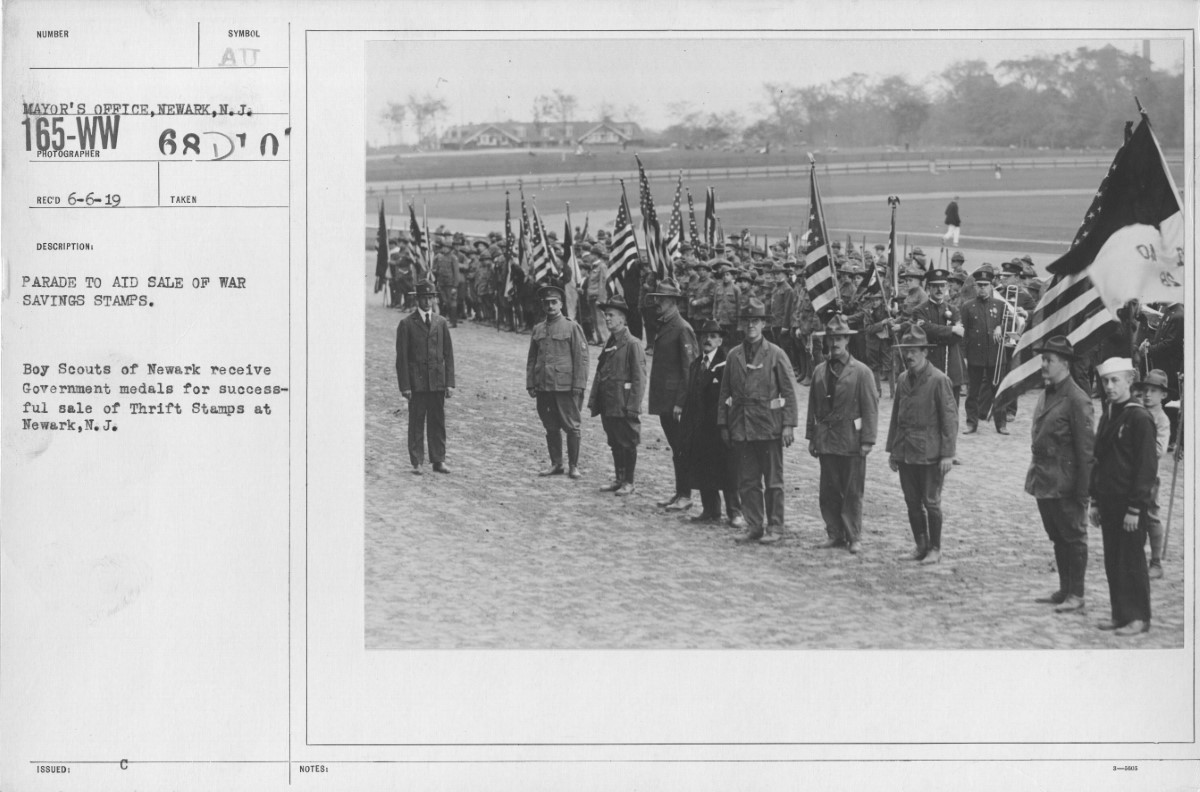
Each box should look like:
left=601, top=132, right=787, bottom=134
left=364, top=294, right=1187, bottom=650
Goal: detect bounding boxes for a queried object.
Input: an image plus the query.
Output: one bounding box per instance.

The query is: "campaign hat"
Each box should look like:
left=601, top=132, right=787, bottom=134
left=739, top=297, right=769, bottom=320
left=1134, top=368, right=1174, bottom=396
left=813, top=313, right=858, bottom=337
left=597, top=293, right=632, bottom=314
left=950, top=251, right=965, bottom=263
left=893, top=325, right=936, bottom=348
left=947, top=270, right=966, bottom=284
left=1031, top=335, right=1077, bottom=360
left=647, top=280, right=686, bottom=299
left=1001, top=259, right=1023, bottom=275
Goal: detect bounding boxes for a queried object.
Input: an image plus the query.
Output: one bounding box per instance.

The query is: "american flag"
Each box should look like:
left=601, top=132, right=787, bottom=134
left=665, top=171, right=684, bottom=272
left=563, top=204, right=582, bottom=288
left=994, top=115, right=1183, bottom=409
left=687, top=188, right=700, bottom=249
left=422, top=202, right=434, bottom=285
left=704, top=187, right=716, bottom=249
left=606, top=181, right=639, bottom=298
left=503, top=191, right=516, bottom=298
left=529, top=200, right=555, bottom=285
left=635, top=155, right=668, bottom=279
left=407, top=202, right=428, bottom=283
left=518, top=185, right=532, bottom=275
left=803, top=159, right=840, bottom=320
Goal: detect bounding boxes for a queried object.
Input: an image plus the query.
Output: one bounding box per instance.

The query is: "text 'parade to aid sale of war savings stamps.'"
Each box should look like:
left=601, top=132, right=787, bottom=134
left=363, top=38, right=1186, bottom=650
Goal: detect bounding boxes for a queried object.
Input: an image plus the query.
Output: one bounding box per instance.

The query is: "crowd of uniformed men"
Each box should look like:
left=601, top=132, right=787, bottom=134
left=386, top=222, right=1184, bottom=639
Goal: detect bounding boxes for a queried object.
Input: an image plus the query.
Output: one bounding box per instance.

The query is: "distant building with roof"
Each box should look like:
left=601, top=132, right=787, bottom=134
left=440, top=120, right=643, bottom=150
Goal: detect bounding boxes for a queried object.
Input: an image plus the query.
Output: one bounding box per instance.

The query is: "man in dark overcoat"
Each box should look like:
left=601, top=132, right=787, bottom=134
left=1025, top=336, right=1095, bottom=613
left=677, top=320, right=743, bottom=526
left=395, top=282, right=455, bottom=475
left=806, top=314, right=879, bottom=554
left=647, top=280, right=698, bottom=511
left=907, top=268, right=965, bottom=406
left=960, top=265, right=1009, bottom=434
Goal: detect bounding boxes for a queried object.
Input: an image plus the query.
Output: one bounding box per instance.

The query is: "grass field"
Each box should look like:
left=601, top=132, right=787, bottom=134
left=368, top=164, right=1181, bottom=257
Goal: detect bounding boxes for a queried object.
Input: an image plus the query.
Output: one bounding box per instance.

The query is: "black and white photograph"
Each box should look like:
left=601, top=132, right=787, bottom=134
left=362, top=34, right=1187, bottom=651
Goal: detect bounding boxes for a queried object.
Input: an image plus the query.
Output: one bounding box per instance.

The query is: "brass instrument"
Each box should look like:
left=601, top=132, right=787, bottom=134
left=993, top=284, right=1025, bottom=385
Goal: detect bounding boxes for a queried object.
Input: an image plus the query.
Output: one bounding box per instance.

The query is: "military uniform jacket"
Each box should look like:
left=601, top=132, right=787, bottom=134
left=713, top=281, right=741, bottom=325
left=960, top=293, right=1007, bottom=367
left=770, top=284, right=798, bottom=328
left=689, top=277, right=717, bottom=318
left=526, top=314, right=589, bottom=392
left=396, top=310, right=455, bottom=393
left=717, top=339, right=799, bottom=442
left=806, top=354, right=879, bottom=455
left=908, top=298, right=965, bottom=386
left=588, top=327, right=646, bottom=418
left=1089, top=399, right=1157, bottom=513
left=433, top=254, right=460, bottom=288
left=885, top=361, right=958, bottom=464
left=648, top=312, right=698, bottom=415
left=1024, top=376, right=1095, bottom=500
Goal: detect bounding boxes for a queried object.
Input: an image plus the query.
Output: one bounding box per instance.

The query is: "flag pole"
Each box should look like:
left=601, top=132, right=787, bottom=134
left=1162, top=371, right=1184, bottom=560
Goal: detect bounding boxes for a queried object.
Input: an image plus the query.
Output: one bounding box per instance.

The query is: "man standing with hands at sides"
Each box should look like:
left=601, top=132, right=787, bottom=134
left=1025, top=337, right=1094, bottom=613
left=588, top=294, right=646, bottom=496
left=1090, top=357, right=1157, bottom=636
left=806, top=314, right=879, bottom=555
left=907, top=268, right=965, bottom=408
left=527, top=284, right=589, bottom=479
left=647, top=281, right=699, bottom=511
left=886, top=326, right=958, bottom=564
left=396, top=282, right=455, bottom=475
left=719, top=298, right=799, bottom=546
left=960, top=265, right=1009, bottom=435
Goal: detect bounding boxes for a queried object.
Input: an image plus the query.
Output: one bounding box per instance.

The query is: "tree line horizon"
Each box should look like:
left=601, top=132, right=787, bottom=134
left=378, top=45, right=1184, bottom=152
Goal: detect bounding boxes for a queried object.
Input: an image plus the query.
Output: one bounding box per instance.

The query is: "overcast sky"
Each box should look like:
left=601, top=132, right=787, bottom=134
left=365, top=35, right=1184, bottom=146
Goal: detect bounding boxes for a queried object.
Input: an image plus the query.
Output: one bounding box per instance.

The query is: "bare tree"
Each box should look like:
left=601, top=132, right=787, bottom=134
left=551, top=89, right=578, bottom=143
left=406, top=93, right=448, bottom=148
left=595, top=100, right=617, bottom=122
left=380, top=101, right=407, bottom=145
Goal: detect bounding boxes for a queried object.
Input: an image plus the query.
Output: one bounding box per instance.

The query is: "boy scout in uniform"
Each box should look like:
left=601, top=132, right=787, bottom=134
left=589, top=294, right=647, bottom=496
left=527, top=284, right=590, bottom=479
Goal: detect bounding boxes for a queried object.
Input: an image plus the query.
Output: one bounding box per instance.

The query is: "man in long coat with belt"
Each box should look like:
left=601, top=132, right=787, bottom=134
left=719, top=297, right=799, bottom=546
left=806, top=314, right=879, bottom=554
left=1025, top=336, right=1094, bottom=613
left=396, top=282, right=455, bottom=475
left=907, top=268, right=965, bottom=406
left=647, top=280, right=698, bottom=511
left=678, top=320, right=743, bottom=527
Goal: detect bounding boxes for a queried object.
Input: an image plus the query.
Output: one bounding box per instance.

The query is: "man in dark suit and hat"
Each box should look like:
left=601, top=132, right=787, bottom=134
left=588, top=293, right=646, bottom=496
left=719, top=297, right=799, bottom=545
left=960, top=265, right=1010, bottom=434
left=907, top=268, right=965, bottom=407
left=527, top=284, right=590, bottom=479
left=678, top=320, right=743, bottom=526
left=1025, top=336, right=1095, bottom=613
left=647, top=280, right=698, bottom=511
left=806, top=314, right=879, bottom=554
left=886, top=325, right=958, bottom=563
left=395, top=282, right=455, bottom=475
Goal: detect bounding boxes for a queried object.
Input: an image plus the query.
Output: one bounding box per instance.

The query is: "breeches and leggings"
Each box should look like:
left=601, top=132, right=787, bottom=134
left=898, top=462, right=945, bottom=549
left=536, top=391, right=582, bottom=468
left=1037, top=497, right=1088, bottom=598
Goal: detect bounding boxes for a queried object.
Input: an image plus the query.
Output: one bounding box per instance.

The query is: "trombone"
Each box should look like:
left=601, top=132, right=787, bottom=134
left=993, top=284, right=1026, bottom=385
